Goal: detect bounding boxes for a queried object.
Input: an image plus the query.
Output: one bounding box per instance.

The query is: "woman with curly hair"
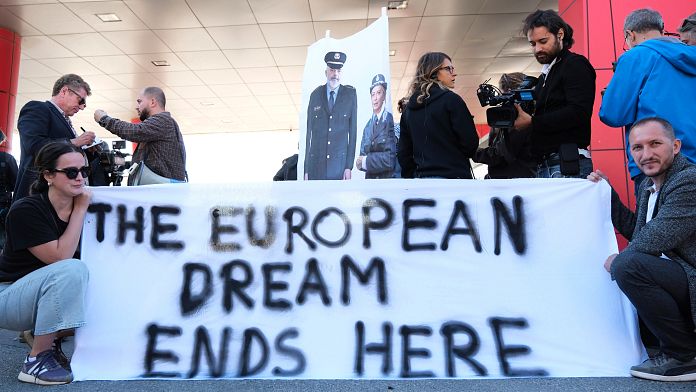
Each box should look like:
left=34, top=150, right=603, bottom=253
left=397, top=52, right=479, bottom=178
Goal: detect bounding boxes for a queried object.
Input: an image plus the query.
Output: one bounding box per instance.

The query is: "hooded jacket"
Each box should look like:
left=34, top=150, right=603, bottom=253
left=397, top=84, right=478, bottom=178
left=600, top=38, right=696, bottom=177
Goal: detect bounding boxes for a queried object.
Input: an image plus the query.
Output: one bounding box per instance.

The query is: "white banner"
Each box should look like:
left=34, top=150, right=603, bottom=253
left=73, top=179, right=642, bottom=380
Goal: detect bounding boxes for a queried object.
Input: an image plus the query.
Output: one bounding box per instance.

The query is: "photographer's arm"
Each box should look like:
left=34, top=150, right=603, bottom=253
left=95, top=110, right=170, bottom=143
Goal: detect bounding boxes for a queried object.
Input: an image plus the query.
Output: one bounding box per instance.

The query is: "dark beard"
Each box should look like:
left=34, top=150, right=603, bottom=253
left=139, top=108, right=150, bottom=121
left=535, top=38, right=562, bottom=64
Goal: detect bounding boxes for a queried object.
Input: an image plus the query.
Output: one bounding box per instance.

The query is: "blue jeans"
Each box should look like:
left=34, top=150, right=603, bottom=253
left=536, top=156, right=593, bottom=179
left=0, top=259, right=88, bottom=335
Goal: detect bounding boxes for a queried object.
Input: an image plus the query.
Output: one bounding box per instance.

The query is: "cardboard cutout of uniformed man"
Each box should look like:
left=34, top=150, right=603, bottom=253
left=356, top=74, right=396, bottom=178
left=304, top=51, right=357, bottom=180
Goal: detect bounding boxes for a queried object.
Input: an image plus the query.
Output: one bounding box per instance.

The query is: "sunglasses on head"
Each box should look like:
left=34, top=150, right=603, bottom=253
left=53, top=166, right=91, bottom=179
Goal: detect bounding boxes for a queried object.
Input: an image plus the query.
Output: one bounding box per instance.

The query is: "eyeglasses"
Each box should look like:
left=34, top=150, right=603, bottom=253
left=53, top=166, right=91, bottom=179
left=680, top=18, right=696, bottom=31
left=438, top=65, right=455, bottom=74
left=622, top=30, right=632, bottom=52
left=67, top=88, right=86, bottom=106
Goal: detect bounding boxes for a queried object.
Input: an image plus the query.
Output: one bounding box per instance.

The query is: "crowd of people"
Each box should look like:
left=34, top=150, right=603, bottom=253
left=0, top=6, right=694, bottom=386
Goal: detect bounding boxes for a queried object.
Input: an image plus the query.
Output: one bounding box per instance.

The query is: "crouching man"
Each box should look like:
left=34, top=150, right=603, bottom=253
left=588, top=117, right=696, bottom=381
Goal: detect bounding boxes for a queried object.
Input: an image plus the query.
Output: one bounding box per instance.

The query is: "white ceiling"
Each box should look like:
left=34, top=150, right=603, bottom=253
left=0, top=0, right=557, bottom=137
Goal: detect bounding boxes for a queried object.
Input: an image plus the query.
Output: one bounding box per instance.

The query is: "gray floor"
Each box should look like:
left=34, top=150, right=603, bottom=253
left=1, top=328, right=694, bottom=391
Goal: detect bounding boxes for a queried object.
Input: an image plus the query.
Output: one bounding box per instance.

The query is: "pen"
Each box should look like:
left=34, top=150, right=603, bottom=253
left=80, top=127, right=87, bottom=133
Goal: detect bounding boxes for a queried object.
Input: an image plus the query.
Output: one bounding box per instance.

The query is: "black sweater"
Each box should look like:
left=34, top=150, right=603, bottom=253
left=398, top=85, right=479, bottom=178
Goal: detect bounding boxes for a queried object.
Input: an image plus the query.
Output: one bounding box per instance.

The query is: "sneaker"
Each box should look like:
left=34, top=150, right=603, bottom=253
left=17, top=350, right=73, bottom=385
left=53, top=337, right=71, bottom=371
left=630, top=353, right=696, bottom=381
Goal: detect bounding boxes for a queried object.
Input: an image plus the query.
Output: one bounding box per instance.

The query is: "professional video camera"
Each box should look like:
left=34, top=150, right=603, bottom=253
left=85, top=140, right=131, bottom=186
left=476, top=76, right=538, bottom=128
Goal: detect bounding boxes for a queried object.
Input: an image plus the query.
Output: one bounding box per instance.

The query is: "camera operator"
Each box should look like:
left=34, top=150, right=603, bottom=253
left=473, top=73, right=536, bottom=179
left=600, top=9, right=696, bottom=195
left=514, top=10, right=596, bottom=178
left=94, top=87, right=186, bottom=186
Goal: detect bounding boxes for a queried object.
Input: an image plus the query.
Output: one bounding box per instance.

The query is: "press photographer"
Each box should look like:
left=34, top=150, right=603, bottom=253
left=513, top=10, right=596, bottom=179
left=473, top=73, right=537, bottom=179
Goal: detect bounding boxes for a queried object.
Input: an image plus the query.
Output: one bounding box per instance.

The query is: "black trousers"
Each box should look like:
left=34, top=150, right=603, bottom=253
left=612, top=250, right=696, bottom=361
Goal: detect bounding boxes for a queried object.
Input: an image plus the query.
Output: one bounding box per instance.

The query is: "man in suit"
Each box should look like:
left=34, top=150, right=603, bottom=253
left=589, top=117, right=696, bottom=381
left=13, top=74, right=96, bottom=201
left=304, top=51, right=357, bottom=180
left=356, top=74, right=396, bottom=179
left=514, top=10, right=596, bottom=178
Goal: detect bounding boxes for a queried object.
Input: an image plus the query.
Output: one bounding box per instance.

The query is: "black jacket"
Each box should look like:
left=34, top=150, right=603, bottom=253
left=473, top=127, right=536, bottom=179
left=398, top=85, right=478, bottom=179
left=530, top=49, right=596, bottom=158
left=14, top=101, right=76, bottom=201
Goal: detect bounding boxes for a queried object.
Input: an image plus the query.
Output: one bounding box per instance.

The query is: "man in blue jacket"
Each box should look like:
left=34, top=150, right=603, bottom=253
left=600, top=8, right=696, bottom=194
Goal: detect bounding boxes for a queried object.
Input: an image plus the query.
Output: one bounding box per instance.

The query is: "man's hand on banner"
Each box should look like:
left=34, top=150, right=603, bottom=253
left=587, top=169, right=609, bottom=184
left=604, top=253, right=618, bottom=273
left=343, top=169, right=352, bottom=180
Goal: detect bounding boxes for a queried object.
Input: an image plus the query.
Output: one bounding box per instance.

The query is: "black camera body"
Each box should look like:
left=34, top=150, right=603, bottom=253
left=87, top=140, right=131, bottom=186
left=476, top=76, right=538, bottom=128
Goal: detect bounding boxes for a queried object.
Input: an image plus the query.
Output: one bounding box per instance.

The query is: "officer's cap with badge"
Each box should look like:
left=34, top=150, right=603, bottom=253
left=325, top=51, right=347, bottom=69
left=370, top=74, right=388, bottom=93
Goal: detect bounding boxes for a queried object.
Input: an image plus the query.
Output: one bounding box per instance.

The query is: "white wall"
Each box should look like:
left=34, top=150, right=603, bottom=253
left=10, top=130, right=300, bottom=184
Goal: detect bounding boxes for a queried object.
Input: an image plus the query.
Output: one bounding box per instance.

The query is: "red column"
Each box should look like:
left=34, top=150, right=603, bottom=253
left=0, top=28, right=20, bottom=153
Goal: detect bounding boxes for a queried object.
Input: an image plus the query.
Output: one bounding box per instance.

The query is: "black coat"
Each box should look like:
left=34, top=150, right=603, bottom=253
left=530, top=49, right=596, bottom=158
left=398, top=84, right=478, bottom=179
left=473, top=127, right=536, bottom=179
left=304, top=84, right=357, bottom=180
left=14, top=101, right=76, bottom=201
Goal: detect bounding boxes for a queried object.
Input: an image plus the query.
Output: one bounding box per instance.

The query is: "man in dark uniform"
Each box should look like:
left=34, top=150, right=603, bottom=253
left=304, top=51, right=357, bottom=180
left=356, top=74, right=396, bottom=179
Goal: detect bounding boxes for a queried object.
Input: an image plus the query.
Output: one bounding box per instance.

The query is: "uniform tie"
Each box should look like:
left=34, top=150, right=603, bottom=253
left=329, top=90, right=335, bottom=112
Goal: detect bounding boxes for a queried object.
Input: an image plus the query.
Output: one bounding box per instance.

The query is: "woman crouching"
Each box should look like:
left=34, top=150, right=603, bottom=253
left=0, top=142, right=92, bottom=385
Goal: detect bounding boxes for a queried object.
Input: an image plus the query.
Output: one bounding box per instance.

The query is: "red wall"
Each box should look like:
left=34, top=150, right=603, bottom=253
left=0, top=28, right=20, bottom=152
left=558, top=0, right=684, bottom=248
